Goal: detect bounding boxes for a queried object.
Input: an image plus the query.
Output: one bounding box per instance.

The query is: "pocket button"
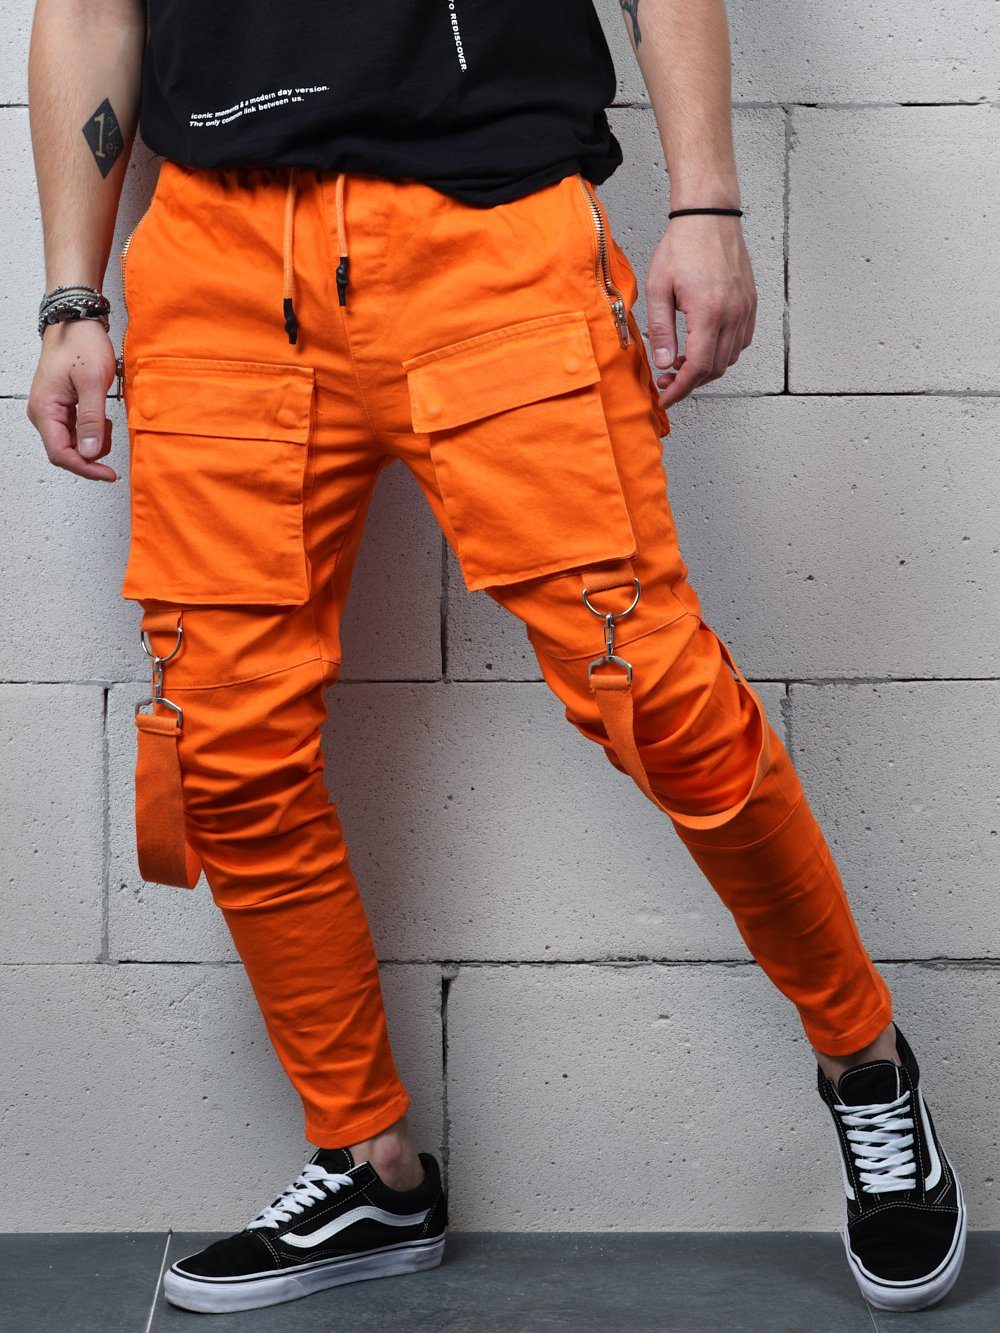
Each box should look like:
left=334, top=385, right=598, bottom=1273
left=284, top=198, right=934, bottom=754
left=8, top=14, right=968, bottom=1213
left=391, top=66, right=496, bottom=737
left=276, top=404, right=301, bottom=431
left=136, top=387, right=156, bottom=421
left=564, top=355, right=581, bottom=375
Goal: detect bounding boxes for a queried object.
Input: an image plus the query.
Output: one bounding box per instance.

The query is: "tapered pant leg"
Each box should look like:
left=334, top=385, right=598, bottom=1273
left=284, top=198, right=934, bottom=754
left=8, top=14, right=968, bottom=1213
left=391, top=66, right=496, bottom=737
left=372, top=170, right=893, bottom=1057
left=120, top=162, right=411, bottom=1144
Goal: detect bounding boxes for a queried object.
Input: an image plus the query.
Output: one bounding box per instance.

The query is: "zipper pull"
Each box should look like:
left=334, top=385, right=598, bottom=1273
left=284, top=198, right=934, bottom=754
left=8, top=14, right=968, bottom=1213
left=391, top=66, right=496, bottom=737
left=611, top=298, right=631, bottom=349
left=115, top=354, right=125, bottom=401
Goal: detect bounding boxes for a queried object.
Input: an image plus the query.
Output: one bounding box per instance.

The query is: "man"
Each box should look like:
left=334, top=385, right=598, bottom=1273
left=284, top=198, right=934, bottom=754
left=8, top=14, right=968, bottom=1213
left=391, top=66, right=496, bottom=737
left=26, top=0, right=966, bottom=1317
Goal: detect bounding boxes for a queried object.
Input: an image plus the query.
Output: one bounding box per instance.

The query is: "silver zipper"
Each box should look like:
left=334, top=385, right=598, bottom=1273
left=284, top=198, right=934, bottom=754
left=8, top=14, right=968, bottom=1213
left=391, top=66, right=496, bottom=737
left=576, top=173, right=631, bottom=349
left=115, top=217, right=144, bottom=399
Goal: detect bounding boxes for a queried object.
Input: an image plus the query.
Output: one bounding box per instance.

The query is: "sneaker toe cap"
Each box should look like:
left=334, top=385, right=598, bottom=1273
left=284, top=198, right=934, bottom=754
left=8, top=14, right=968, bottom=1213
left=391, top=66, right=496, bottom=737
left=173, top=1230, right=275, bottom=1279
left=850, top=1204, right=962, bottom=1283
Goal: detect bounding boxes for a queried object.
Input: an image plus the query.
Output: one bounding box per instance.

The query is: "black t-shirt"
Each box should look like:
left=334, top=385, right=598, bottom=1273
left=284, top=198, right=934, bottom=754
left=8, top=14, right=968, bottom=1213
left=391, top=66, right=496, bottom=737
left=138, top=1, right=624, bottom=206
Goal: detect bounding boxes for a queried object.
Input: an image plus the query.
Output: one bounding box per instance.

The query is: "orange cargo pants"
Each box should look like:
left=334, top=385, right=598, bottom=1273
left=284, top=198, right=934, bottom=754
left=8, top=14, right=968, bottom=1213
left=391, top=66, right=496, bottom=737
left=119, top=161, right=893, bottom=1146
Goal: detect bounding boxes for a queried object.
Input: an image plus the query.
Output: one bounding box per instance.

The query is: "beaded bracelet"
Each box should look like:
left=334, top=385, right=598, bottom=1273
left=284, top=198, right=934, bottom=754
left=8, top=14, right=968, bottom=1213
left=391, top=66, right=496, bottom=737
left=38, top=284, right=112, bottom=339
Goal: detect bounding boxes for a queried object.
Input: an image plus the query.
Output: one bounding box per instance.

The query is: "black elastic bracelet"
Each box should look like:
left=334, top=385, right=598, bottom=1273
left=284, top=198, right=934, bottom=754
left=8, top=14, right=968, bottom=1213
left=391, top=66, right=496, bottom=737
left=668, top=207, right=744, bottom=218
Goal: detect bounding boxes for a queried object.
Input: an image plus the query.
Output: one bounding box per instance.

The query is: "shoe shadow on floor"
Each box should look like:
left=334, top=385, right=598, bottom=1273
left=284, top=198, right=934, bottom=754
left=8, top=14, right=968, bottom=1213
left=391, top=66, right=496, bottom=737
left=150, top=1230, right=1000, bottom=1331
left=4, top=1230, right=997, bottom=1331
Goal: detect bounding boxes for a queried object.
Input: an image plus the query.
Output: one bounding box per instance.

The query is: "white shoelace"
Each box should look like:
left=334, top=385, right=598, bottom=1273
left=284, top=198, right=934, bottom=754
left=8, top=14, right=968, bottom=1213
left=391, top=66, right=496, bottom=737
left=834, top=1087, right=917, bottom=1194
left=246, top=1164, right=354, bottom=1231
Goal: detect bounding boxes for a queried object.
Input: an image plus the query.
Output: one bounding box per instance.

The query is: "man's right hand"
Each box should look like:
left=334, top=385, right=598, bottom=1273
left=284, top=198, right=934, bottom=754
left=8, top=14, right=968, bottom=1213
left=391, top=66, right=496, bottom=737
left=27, top=319, right=120, bottom=483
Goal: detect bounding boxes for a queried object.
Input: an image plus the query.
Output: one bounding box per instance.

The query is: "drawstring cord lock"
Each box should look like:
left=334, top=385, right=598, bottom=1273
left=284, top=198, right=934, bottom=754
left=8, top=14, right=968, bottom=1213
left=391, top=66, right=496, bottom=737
left=283, top=297, right=299, bottom=345
left=336, top=254, right=350, bottom=307
left=281, top=168, right=350, bottom=333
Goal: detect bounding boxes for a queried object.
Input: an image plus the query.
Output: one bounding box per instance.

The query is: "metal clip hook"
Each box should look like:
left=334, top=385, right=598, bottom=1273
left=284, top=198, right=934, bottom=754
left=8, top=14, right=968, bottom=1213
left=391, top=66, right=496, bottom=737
left=582, top=577, right=641, bottom=682
left=135, top=618, right=185, bottom=727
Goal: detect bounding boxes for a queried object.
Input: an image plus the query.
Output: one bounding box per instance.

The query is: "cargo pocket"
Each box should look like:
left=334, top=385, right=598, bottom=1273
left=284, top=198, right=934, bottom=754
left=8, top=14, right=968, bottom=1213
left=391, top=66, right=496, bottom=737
left=121, top=356, right=316, bottom=605
left=402, top=310, right=638, bottom=591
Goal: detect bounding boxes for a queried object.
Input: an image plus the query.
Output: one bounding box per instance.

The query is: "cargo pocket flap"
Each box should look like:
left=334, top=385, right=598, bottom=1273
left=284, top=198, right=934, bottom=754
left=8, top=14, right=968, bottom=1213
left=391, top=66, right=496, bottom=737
left=402, top=311, right=601, bottom=434
left=122, top=355, right=316, bottom=607
left=398, top=312, right=636, bottom=592
left=128, top=356, right=314, bottom=443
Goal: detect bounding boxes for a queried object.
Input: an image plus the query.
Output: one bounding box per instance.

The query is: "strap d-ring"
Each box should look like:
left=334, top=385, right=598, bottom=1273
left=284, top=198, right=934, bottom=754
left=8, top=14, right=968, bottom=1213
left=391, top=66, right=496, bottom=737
left=140, top=620, right=183, bottom=664
left=581, top=577, right=641, bottom=622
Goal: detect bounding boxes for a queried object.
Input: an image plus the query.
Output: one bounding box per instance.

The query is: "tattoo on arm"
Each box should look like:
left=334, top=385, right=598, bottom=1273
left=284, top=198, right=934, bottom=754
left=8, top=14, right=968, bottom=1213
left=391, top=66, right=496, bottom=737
left=82, top=98, right=124, bottom=178
left=619, top=0, right=642, bottom=45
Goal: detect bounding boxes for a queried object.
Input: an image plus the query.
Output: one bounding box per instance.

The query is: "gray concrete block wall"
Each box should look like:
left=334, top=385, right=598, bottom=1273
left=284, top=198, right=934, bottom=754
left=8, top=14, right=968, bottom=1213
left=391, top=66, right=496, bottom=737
left=2, top=1, right=998, bottom=1232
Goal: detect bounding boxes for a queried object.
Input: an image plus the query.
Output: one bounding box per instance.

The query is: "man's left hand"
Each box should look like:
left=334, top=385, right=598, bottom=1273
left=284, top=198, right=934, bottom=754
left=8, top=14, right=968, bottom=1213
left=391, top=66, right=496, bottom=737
left=645, top=216, right=757, bottom=407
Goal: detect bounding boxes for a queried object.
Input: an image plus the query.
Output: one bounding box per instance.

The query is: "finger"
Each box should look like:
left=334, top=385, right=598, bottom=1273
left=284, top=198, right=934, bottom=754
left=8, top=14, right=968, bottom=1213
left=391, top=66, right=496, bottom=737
left=712, top=319, right=740, bottom=378
left=59, top=449, right=118, bottom=482
left=37, top=412, right=117, bottom=481
left=657, top=318, right=720, bottom=405
left=56, top=444, right=118, bottom=482
left=726, top=309, right=750, bottom=368
left=654, top=352, right=684, bottom=401
left=657, top=355, right=705, bottom=407
left=704, top=314, right=739, bottom=384
left=76, top=406, right=115, bottom=462
left=728, top=289, right=757, bottom=367
left=646, top=286, right=678, bottom=373
left=92, top=412, right=114, bottom=462
left=33, top=409, right=73, bottom=467
left=74, top=372, right=112, bottom=461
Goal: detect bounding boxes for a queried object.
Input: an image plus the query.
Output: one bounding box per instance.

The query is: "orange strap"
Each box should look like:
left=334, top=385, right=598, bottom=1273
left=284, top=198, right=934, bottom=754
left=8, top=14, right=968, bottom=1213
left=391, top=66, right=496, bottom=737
left=134, top=609, right=202, bottom=889
left=582, top=562, right=771, bottom=832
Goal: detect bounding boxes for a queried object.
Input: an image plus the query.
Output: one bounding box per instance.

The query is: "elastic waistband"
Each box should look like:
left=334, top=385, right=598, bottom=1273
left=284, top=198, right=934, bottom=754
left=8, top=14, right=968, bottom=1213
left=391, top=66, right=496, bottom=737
left=173, top=162, right=321, bottom=189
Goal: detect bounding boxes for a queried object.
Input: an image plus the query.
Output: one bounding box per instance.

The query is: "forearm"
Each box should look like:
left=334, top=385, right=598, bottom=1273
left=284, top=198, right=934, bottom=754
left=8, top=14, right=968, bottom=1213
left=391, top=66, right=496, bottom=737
left=28, top=0, right=146, bottom=290
left=620, top=0, right=740, bottom=210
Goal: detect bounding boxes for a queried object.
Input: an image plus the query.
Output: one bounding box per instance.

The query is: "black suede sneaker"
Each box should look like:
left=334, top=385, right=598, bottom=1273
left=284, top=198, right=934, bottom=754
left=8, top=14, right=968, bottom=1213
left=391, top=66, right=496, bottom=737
left=163, top=1147, right=447, bottom=1314
left=818, top=1022, right=966, bottom=1311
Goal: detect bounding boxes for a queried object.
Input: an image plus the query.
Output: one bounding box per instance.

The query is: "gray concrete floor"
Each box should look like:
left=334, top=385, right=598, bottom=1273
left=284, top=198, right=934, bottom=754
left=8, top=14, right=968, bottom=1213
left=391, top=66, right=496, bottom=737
left=2, top=1232, right=997, bottom=1331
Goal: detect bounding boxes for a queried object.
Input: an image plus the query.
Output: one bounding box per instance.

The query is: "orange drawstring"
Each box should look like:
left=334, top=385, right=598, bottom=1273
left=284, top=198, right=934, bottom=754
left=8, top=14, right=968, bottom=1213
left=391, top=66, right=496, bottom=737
left=282, top=168, right=350, bottom=342
left=334, top=171, right=350, bottom=307
left=282, top=167, right=300, bottom=344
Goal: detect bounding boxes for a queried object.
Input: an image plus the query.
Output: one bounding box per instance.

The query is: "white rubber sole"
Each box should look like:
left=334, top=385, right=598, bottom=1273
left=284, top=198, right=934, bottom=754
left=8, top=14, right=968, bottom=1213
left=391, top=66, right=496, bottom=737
left=843, top=1174, right=968, bottom=1313
left=163, top=1233, right=446, bottom=1314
